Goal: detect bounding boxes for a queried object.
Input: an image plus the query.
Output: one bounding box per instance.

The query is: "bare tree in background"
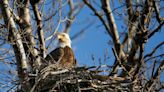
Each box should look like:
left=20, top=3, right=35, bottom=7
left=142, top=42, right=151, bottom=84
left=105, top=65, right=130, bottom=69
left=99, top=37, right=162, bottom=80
left=0, top=0, right=163, bottom=92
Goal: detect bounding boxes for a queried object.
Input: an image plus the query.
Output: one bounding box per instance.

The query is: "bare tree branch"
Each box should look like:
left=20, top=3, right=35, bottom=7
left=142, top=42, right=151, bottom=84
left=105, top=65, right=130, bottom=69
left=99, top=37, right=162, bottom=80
left=17, top=0, right=41, bottom=68
left=83, top=0, right=111, bottom=36
left=101, top=0, right=120, bottom=45
left=145, top=54, right=164, bottom=63
left=153, top=0, right=162, bottom=23
left=0, top=0, right=30, bottom=91
left=111, top=48, right=132, bottom=78
left=64, top=0, right=75, bottom=33
left=151, top=60, right=157, bottom=78
left=148, top=21, right=164, bottom=39
left=125, top=0, right=133, bottom=20
left=0, top=0, right=28, bottom=73
left=101, top=1, right=126, bottom=74
left=30, top=1, right=46, bottom=58
left=138, top=0, right=153, bottom=31
left=144, top=41, right=164, bottom=59
left=144, top=60, right=164, bottom=91
left=124, top=0, right=139, bottom=53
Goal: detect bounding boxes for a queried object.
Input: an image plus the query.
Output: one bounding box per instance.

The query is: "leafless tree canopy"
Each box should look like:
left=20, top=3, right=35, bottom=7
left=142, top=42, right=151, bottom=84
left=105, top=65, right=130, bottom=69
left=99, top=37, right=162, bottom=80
left=0, top=0, right=163, bottom=92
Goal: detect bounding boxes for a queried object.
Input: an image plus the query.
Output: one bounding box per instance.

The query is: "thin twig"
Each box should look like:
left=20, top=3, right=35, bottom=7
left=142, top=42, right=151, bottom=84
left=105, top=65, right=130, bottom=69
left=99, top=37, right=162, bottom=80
left=144, top=41, right=164, bottom=59
left=83, top=0, right=111, bottom=36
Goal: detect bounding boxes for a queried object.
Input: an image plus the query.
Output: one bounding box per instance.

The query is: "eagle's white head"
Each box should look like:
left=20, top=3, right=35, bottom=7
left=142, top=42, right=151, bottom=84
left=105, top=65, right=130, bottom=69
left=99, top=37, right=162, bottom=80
left=56, top=32, right=71, bottom=48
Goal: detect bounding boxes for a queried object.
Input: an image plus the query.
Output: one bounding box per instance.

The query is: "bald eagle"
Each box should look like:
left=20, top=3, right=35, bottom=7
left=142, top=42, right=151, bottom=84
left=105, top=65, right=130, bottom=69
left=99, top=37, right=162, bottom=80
left=45, top=33, right=76, bottom=68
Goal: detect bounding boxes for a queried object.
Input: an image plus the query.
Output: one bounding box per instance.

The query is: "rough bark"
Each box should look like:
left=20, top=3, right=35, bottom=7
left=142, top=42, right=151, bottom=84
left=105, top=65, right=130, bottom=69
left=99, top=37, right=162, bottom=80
left=31, top=1, right=45, bottom=58
left=0, top=0, right=30, bottom=91
left=17, top=0, right=41, bottom=68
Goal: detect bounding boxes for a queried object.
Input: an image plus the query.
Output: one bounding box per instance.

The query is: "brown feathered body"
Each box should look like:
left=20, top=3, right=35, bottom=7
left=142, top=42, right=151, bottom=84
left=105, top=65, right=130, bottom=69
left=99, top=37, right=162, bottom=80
left=45, top=46, right=76, bottom=68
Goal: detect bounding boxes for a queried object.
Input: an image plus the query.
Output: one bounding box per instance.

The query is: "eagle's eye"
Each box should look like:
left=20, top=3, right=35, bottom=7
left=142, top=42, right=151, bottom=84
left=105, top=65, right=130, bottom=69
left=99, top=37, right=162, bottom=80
left=62, top=34, right=65, bottom=37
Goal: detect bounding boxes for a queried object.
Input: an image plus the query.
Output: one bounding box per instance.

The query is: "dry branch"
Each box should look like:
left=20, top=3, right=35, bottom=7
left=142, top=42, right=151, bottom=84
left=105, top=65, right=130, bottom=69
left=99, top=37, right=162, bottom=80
left=0, top=0, right=28, bottom=73
left=153, top=0, right=162, bottom=23
left=83, top=0, right=111, bottom=36
left=0, top=0, right=30, bottom=91
left=144, top=41, right=164, bottom=59
left=64, top=0, right=75, bottom=33
left=148, top=21, right=164, bottom=39
left=17, top=0, right=41, bottom=68
left=101, top=0, right=120, bottom=44
left=31, top=1, right=46, bottom=58
left=29, top=66, right=134, bottom=92
left=125, top=0, right=133, bottom=19
left=144, top=60, right=164, bottom=91
left=83, top=0, right=125, bottom=65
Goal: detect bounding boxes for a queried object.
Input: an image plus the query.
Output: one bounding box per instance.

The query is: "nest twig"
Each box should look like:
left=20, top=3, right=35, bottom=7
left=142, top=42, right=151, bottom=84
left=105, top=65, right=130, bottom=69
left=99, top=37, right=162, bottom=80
left=29, top=65, right=134, bottom=92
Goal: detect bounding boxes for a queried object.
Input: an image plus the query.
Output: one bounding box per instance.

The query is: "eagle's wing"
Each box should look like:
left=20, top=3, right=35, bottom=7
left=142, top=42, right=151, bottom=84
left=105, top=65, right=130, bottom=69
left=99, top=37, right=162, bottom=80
left=45, top=46, right=76, bottom=68
left=45, top=47, right=64, bottom=63
left=59, top=46, right=76, bottom=68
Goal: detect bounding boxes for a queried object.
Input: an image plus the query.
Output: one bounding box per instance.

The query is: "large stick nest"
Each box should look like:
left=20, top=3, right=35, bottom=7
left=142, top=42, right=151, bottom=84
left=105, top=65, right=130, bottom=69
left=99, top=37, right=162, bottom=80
left=29, top=65, right=141, bottom=92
